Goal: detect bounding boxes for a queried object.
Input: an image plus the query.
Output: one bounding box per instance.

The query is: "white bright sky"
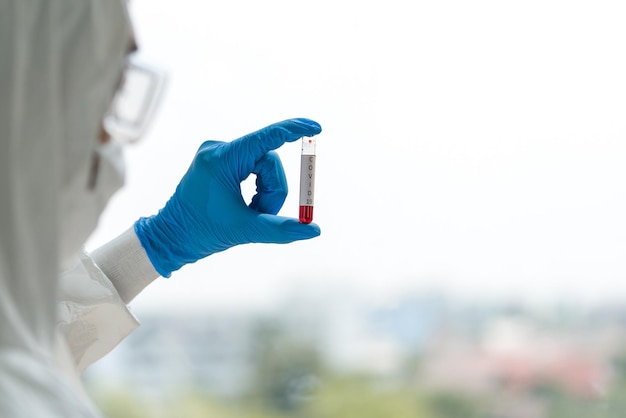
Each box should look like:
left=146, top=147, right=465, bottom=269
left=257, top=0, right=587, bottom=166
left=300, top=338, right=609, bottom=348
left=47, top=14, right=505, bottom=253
left=87, top=0, right=626, bottom=313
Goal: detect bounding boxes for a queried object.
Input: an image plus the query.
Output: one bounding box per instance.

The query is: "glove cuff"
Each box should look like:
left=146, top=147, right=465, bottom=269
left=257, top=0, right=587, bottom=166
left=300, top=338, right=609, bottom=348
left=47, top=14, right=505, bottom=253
left=134, top=193, right=208, bottom=278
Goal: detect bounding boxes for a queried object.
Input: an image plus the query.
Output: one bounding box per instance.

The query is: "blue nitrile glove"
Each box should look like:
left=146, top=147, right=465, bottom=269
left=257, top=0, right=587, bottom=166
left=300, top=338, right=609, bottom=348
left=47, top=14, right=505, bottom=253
left=134, top=118, right=322, bottom=278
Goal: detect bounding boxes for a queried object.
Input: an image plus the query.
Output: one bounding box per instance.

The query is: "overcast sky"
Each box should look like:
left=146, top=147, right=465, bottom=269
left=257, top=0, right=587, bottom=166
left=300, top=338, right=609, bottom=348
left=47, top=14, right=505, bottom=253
left=87, top=0, right=626, bottom=313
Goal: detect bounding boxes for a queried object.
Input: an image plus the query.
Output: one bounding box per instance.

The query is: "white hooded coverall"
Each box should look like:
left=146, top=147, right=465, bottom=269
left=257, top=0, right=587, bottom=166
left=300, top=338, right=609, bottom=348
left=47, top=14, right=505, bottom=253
left=1, top=1, right=159, bottom=416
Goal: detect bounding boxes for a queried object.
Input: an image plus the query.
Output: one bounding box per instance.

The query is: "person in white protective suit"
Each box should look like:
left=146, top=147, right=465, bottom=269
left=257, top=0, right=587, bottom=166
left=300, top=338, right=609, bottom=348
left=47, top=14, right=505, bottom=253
left=0, top=1, right=322, bottom=416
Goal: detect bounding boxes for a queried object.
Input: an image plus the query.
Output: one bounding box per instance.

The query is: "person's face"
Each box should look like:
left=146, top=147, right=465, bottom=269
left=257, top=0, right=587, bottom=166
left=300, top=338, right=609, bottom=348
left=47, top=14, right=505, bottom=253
left=59, top=5, right=139, bottom=269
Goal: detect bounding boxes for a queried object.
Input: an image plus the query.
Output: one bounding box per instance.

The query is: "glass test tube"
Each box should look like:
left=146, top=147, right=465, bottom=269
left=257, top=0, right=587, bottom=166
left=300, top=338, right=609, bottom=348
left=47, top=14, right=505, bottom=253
left=299, top=137, right=316, bottom=224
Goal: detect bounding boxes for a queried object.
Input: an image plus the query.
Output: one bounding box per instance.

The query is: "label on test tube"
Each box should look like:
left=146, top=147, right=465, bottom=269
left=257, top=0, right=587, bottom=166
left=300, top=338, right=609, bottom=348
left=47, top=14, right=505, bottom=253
left=299, top=138, right=316, bottom=224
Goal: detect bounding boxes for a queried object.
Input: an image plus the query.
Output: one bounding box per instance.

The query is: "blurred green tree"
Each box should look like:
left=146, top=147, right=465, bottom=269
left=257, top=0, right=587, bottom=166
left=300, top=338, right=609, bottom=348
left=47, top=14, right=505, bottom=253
left=247, top=318, right=324, bottom=414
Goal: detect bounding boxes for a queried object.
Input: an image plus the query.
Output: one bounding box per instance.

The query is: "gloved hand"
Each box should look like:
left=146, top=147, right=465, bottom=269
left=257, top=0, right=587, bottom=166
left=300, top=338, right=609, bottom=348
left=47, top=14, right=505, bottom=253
left=134, top=118, right=322, bottom=278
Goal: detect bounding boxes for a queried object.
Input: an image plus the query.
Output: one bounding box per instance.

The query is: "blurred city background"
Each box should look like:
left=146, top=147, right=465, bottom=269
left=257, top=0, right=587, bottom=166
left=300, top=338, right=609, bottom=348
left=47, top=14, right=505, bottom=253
left=85, top=0, right=626, bottom=416
left=85, top=291, right=626, bottom=418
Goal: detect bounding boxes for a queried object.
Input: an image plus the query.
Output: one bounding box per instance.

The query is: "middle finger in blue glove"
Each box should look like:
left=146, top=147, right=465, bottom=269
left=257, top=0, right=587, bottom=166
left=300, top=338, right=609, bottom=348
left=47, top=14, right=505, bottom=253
left=249, top=151, right=288, bottom=215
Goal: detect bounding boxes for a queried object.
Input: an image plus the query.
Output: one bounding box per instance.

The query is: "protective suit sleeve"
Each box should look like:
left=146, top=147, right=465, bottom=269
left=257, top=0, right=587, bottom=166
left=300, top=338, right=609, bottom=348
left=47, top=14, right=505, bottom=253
left=57, top=254, right=140, bottom=374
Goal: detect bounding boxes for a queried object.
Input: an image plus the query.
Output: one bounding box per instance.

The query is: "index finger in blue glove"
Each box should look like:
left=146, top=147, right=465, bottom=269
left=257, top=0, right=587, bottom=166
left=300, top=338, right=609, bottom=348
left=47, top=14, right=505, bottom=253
left=227, top=118, right=322, bottom=178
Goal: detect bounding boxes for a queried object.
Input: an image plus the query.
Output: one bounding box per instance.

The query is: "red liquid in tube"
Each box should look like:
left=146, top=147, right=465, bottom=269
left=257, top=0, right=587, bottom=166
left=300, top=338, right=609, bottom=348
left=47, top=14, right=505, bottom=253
left=299, top=205, right=314, bottom=224
left=299, top=138, right=316, bottom=224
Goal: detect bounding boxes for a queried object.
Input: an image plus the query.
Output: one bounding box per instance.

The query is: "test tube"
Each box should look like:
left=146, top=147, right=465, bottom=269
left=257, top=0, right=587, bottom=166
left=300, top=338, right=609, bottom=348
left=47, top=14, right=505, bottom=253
left=299, top=137, right=316, bottom=224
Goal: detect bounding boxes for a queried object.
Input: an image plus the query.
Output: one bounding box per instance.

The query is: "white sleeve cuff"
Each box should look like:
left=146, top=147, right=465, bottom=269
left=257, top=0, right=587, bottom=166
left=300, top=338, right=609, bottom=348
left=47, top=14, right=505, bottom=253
left=89, top=227, right=160, bottom=304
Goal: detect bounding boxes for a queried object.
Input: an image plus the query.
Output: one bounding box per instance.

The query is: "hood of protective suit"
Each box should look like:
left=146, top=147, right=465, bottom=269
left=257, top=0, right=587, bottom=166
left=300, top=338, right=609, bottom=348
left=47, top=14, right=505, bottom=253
left=0, top=1, right=131, bottom=415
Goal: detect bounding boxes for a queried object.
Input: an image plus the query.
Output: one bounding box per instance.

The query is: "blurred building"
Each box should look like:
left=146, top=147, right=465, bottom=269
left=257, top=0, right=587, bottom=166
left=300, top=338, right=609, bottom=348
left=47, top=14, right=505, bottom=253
left=84, top=292, right=626, bottom=417
left=85, top=314, right=256, bottom=398
left=419, top=312, right=617, bottom=400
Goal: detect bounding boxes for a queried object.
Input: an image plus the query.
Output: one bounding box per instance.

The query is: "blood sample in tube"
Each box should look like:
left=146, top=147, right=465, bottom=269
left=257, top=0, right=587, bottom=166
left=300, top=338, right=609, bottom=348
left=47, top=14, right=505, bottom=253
left=299, top=137, right=316, bottom=224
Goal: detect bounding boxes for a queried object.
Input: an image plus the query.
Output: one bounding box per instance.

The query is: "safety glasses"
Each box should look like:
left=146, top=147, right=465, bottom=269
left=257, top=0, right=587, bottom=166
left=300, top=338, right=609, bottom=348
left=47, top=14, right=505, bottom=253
left=103, top=58, right=167, bottom=143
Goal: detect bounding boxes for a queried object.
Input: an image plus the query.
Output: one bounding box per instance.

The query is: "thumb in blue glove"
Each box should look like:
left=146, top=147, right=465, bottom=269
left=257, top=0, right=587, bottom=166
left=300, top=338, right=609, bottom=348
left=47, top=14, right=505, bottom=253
left=134, top=118, right=322, bottom=277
